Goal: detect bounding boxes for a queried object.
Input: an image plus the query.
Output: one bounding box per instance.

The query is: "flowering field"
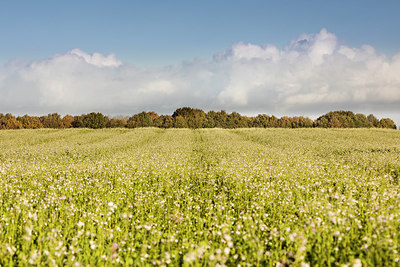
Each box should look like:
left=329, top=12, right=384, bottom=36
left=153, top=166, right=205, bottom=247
left=1, top=128, right=400, bottom=266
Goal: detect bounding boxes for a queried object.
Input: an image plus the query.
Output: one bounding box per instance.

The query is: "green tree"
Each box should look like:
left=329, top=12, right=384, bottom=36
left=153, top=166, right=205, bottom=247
left=205, top=111, right=219, bottom=128
left=174, top=115, right=187, bottom=128
left=314, top=116, right=328, bottom=128
left=82, top=112, right=107, bottom=129
left=378, top=118, right=397, bottom=129
left=327, top=116, right=342, bottom=128
left=354, top=113, right=372, bottom=128
left=315, top=111, right=357, bottom=128
left=367, top=114, right=379, bottom=127
left=226, top=112, right=248, bottom=128
left=127, top=112, right=152, bottom=128
left=291, top=116, right=313, bottom=128
left=154, top=115, right=174, bottom=128
left=254, top=114, right=270, bottom=128
left=213, top=110, right=229, bottom=128
left=173, top=107, right=207, bottom=129
left=72, top=115, right=85, bottom=128
left=106, top=117, right=127, bottom=128
left=147, top=112, right=159, bottom=124
left=278, top=116, right=292, bottom=128
left=40, top=113, right=63, bottom=128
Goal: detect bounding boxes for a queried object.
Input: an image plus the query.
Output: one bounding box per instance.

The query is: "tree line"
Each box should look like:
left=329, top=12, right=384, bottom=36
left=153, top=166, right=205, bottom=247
left=0, top=108, right=397, bottom=130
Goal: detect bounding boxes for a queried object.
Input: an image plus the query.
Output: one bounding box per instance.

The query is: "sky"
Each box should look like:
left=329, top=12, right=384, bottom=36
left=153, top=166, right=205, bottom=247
left=0, top=1, right=400, bottom=125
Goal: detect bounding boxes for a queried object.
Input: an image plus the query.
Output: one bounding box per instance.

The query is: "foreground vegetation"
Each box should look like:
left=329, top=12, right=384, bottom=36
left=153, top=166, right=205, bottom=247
left=1, top=128, right=400, bottom=266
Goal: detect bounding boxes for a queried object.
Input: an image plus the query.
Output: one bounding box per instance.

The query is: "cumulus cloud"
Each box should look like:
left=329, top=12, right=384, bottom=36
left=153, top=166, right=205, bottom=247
left=69, top=49, right=122, bottom=67
left=1, top=28, right=400, bottom=124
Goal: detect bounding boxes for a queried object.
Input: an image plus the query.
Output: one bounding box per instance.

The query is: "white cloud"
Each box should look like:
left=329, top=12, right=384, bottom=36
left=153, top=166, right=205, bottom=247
left=216, top=42, right=281, bottom=62
left=69, top=49, right=122, bottom=67
left=0, top=29, right=399, bottom=125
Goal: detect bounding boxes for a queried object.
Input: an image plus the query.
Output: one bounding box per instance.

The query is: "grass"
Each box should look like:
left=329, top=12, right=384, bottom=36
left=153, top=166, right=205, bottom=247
left=0, top=128, right=400, bottom=266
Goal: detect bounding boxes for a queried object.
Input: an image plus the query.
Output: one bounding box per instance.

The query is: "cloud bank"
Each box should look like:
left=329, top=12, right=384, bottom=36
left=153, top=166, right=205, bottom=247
left=1, top=29, right=399, bottom=124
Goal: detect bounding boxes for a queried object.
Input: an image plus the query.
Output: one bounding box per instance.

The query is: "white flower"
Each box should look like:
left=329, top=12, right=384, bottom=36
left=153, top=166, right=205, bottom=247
left=77, top=221, right=85, bottom=227
left=289, top=232, right=298, bottom=242
left=5, top=245, right=16, bottom=255
left=353, top=259, right=362, bottom=267
left=25, top=226, right=33, bottom=236
left=333, top=231, right=340, bottom=236
left=90, top=240, right=96, bottom=250
left=223, top=234, right=232, bottom=242
left=224, top=247, right=230, bottom=255
left=184, top=252, right=196, bottom=263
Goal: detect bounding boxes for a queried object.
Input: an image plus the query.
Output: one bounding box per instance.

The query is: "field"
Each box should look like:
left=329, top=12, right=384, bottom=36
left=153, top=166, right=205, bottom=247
left=1, top=128, right=400, bottom=266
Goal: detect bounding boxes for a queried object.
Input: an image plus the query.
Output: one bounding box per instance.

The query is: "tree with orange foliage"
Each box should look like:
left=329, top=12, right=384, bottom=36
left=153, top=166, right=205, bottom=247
left=0, top=113, right=23, bottom=129
left=17, top=115, right=43, bottom=129
left=61, top=115, right=74, bottom=128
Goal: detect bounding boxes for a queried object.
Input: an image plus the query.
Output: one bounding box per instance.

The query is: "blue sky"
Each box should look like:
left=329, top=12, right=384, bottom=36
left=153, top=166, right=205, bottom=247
left=1, top=1, right=400, bottom=125
left=1, top=1, right=399, bottom=65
